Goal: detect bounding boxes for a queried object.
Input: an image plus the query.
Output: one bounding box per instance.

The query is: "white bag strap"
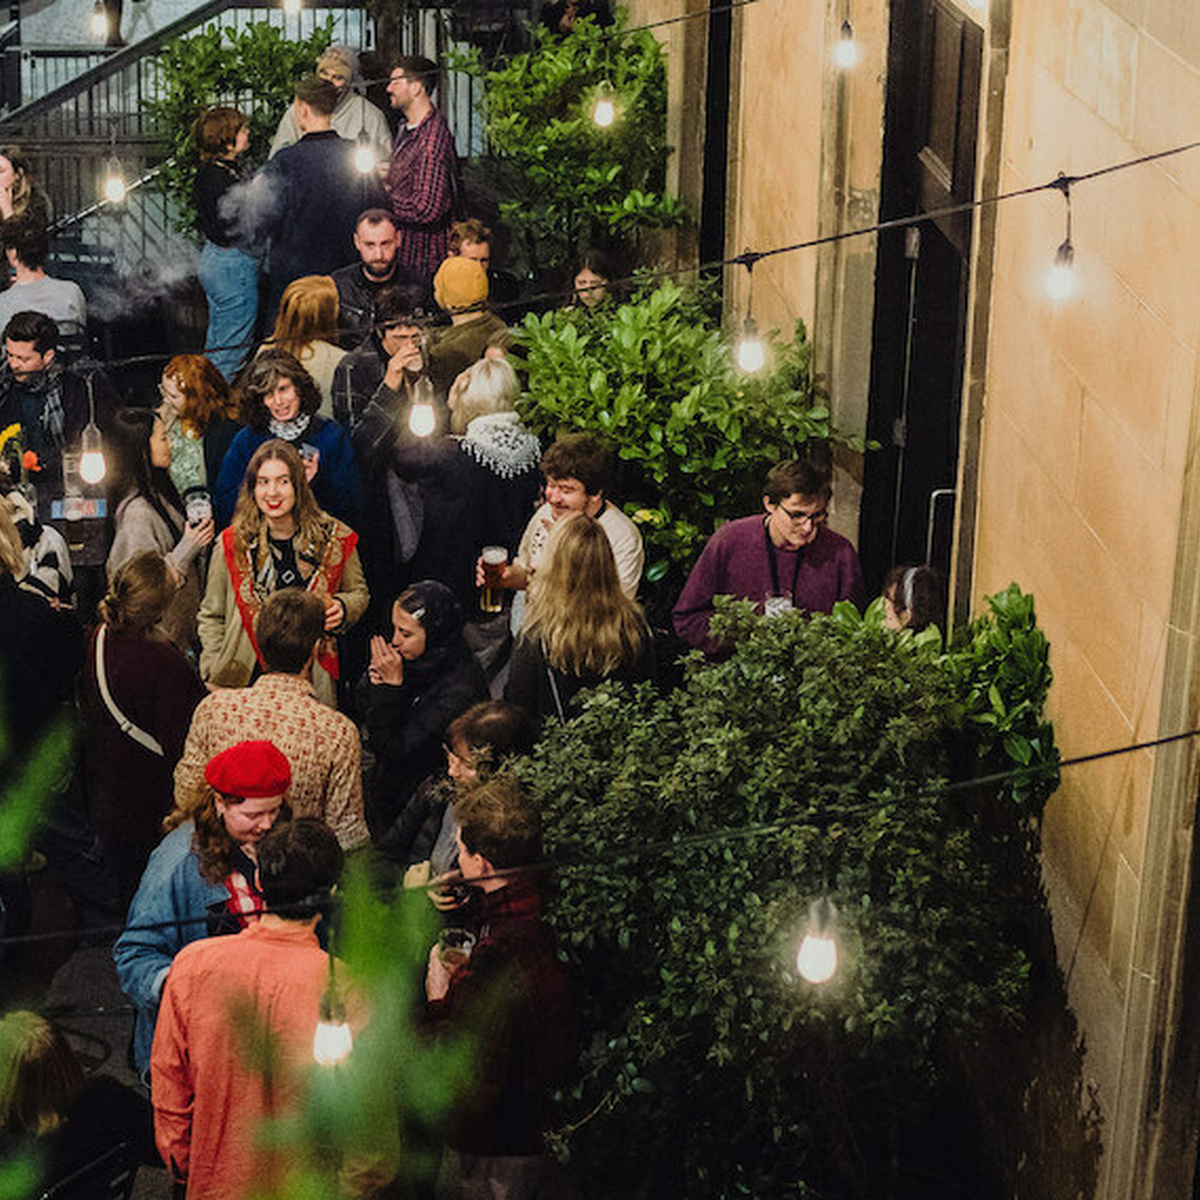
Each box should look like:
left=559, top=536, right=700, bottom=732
left=95, top=625, right=165, bottom=757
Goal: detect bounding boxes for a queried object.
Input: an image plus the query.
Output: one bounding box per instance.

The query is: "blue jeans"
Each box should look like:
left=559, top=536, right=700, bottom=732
left=197, top=240, right=260, bottom=382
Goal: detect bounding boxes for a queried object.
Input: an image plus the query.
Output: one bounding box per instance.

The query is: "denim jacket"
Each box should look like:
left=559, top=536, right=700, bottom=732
left=113, top=822, right=226, bottom=1072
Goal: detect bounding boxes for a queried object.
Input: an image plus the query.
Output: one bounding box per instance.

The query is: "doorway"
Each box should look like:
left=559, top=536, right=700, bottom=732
left=858, top=0, right=983, bottom=593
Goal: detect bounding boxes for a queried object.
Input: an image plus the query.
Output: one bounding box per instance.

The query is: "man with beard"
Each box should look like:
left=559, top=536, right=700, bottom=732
left=384, top=56, right=462, bottom=284
left=331, top=209, right=425, bottom=347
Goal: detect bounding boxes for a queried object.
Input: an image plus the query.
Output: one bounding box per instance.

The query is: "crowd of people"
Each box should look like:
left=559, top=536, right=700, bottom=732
left=0, top=37, right=947, bottom=1200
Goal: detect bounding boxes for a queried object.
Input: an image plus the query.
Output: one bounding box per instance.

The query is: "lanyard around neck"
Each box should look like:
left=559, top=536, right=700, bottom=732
left=764, top=517, right=803, bottom=602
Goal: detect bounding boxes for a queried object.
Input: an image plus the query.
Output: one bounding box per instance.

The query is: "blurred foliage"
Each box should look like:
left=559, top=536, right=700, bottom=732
left=146, top=20, right=334, bottom=235
left=0, top=684, right=75, bottom=1197
left=513, top=280, right=866, bottom=584
left=447, top=11, right=687, bottom=278
left=514, top=586, right=1058, bottom=1197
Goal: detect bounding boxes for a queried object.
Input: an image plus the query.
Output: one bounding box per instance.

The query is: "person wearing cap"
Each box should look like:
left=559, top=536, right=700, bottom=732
left=114, top=739, right=291, bottom=1075
left=151, top=820, right=394, bottom=1200
left=269, top=44, right=392, bottom=166
left=424, top=256, right=511, bottom=397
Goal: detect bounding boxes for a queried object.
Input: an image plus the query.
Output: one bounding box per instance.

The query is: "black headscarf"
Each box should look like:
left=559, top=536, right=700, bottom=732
left=398, top=579, right=469, bottom=683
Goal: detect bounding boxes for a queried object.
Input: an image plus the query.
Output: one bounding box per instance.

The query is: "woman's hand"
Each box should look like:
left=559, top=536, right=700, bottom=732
left=184, top=516, right=215, bottom=550
left=324, top=597, right=345, bottom=631
left=368, top=634, right=404, bottom=686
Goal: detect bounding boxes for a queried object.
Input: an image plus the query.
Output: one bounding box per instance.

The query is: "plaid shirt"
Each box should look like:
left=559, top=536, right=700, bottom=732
left=385, top=105, right=461, bottom=280
left=425, top=874, right=578, bottom=1155
left=174, top=673, right=370, bottom=850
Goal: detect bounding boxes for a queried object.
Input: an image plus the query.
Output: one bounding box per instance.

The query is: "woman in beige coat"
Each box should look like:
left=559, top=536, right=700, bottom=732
left=199, top=438, right=367, bottom=706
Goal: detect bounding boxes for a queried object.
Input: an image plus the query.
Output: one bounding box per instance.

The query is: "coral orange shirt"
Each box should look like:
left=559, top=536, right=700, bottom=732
left=150, top=920, right=338, bottom=1200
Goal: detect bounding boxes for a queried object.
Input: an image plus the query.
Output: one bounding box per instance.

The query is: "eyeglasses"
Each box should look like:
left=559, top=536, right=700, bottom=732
left=778, top=506, right=828, bottom=526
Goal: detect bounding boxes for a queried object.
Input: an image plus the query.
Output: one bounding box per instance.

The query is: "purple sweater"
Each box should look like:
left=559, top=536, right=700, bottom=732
left=673, top=514, right=866, bottom=655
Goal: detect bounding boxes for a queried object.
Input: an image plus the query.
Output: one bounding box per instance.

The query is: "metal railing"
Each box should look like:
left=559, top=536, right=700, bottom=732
left=0, top=0, right=509, bottom=270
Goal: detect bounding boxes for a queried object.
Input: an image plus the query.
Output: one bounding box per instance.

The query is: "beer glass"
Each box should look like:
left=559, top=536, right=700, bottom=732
left=480, top=545, right=507, bottom=613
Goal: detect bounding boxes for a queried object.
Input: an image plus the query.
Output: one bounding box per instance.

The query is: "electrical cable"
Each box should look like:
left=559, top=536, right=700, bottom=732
left=0, top=724, right=1196, bottom=952
left=42, top=137, right=1200, bottom=373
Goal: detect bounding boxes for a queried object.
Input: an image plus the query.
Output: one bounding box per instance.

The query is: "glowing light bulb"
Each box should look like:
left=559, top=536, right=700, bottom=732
left=354, top=134, right=375, bottom=175
left=103, top=157, right=126, bottom=205
left=78, top=422, right=106, bottom=484
left=89, top=5, right=109, bottom=37
left=409, top=400, right=436, bottom=437
left=833, top=19, right=859, bottom=69
left=313, top=1019, right=353, bottom=1066
left=1044, top=239, right=1075, bottom=302
left=592, top=83, right=616, bottom=129
left=282, top=0, right=300, bottom=14
left=796, top=898, right=839, bottom=984
left=735, top=318, right=765, bottom=373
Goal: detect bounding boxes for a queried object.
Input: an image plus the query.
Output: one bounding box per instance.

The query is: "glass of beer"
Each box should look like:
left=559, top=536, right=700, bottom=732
left=480, top=545, right=507, bottom=613
left=438, top=927, right=477, bottom=971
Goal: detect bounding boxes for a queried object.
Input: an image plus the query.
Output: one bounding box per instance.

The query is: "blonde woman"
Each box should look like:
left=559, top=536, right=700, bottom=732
left=198, top=438, right=367, bottom=705
left=504, top=513, right=653, bottom=723
left=259, top=274, right=346, bottom=417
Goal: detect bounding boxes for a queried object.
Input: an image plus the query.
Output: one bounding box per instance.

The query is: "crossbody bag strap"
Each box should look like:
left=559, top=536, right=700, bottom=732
left=95, top=625, right=165, bottom=757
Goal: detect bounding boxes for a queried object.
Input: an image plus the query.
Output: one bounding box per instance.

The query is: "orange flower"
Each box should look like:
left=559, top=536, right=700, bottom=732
left=22, top=449, right=40, bottom=472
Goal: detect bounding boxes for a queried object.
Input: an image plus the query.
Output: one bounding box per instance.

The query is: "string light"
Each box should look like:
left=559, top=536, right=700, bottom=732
left=592, top=81, right=617, bottom=129
left=833, top=19, right=859, bottom=69
left=354, top=129, right=375, bottom=175
left=408, top=376, right=437, bottom=437
left=89, top=0, right=109, bottom=38
left=78, top=376, right=107, bottom=485
left=796, top=898, right=839, bottom=984
left=102, top=157, right=127, bottom=205
left=1044, top=174, right=1075, bottom=303
left=734, top=250, right=766, bottom=373
left=313, top=927, right=352, bottom=1066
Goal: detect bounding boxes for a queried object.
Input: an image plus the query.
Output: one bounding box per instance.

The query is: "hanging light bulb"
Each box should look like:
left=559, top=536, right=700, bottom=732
left=592, top=82, right=616, bottom=129
left=1044, top=239, right=1075, bottom=302
left=1044, top=173, right=1076, bottom=303
left=796, top=898, right=839, bottom=985
left=833, top=19, right=859, bottom=69
left=89, top=1, right=109, bottom=38
left=78, top=378, right=106, bottom=485
left=282, top=0, right=301, bottom=14
left=733, top=249, right=766, bottom=373
left=102, top=155, right=126, bottom=205
left=408, top=376, right=436, bottom=438
left=312, top=927, right=352, bottom=1066
left=354, top=130, right=375, bottom=175
left=313, top=1010, right=353, bottom=1066
left=736, top=317, right=766, bottom=373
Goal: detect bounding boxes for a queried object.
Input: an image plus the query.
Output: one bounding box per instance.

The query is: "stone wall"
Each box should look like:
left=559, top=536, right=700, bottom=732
left=967, top=0, right=1200, bottom=1192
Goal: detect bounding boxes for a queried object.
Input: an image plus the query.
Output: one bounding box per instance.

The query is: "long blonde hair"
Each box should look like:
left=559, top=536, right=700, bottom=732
left=0, top=498, right=23, bottom=577
left=231, top=439, right=337, bottom=568
left=522, top=514, right=647, bottom=676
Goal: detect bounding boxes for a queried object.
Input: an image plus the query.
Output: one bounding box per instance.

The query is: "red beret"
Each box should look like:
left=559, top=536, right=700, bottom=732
left=204, top=740, right=291, bottom=798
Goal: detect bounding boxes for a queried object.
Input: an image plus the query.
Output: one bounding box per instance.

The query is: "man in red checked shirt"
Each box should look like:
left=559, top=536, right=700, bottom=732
left=384, top=55, right=463, bottom=284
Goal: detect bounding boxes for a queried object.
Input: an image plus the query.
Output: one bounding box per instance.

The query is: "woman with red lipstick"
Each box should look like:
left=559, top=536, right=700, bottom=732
left=198, top=438, right=367, bottom=706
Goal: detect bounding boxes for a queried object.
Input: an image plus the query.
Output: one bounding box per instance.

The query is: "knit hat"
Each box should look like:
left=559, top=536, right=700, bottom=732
left=204, top=740, right=292, bottom=798
left=434, top=257, right=489, bottom=314
left=318, top=44, right=358, bottom=84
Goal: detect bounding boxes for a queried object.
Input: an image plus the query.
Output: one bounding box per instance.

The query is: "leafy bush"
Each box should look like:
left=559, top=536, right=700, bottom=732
left=519, top=587, right=1057, bottom=1198
left=514, top=281, right=865, bottom=583
left=146, top=20, right=334, bottom=235
left=451, top=12, right=687, bottom=277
